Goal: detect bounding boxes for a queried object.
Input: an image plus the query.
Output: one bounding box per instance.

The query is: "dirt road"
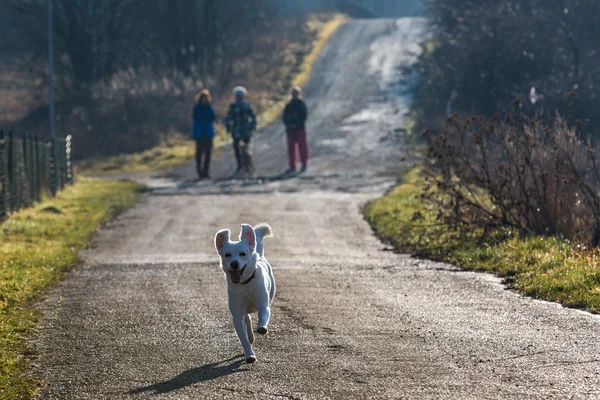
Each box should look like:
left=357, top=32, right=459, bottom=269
left=35, top=18, right=600, bottom=399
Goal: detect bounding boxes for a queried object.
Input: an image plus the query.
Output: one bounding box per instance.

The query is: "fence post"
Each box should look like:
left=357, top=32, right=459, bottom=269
left=7, top=131, right=14, bottom=212
left=14, top=135, right=27, bottom=211
left=37, top=136, right=43, bottom=200
left=49, top=137, right=57, bottom=196
left=32, top=136, right=39, bottom=202
left=56, top=136, right=63, bottom=192
left=23, top=135, right=31, bottom=207
left=40, top=136, right=48, bottom=197
left=0, top=131, right=7, bottom=219
left=65, top=135, right=72, bottom=184
left=57, top=137, right=65, bottom=191
left=28, top=136, right=35, bottom=203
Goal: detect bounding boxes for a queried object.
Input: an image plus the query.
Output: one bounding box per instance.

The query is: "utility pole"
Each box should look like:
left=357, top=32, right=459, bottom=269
left=48, top=0, right=55, bottom=139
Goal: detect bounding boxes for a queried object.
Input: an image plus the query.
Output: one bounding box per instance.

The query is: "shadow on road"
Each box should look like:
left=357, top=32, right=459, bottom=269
left=159, top=171, right=299, bottom=190
left=211, top=171, right=300, bottom=184
left=127, top=355, right=248, bottom=395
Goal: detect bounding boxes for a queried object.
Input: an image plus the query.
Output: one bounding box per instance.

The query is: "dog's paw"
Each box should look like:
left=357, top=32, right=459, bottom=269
left=246, top=355, right=257, bottom=364
left=257, top=326, right=268, bottom=335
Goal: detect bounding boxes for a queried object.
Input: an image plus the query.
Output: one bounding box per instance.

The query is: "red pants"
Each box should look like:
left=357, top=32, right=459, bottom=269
left=286, top=129, right=309, bottom=170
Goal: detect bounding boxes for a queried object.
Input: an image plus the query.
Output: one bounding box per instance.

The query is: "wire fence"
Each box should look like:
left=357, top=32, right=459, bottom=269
left=0, top=131, right=72, bottom=220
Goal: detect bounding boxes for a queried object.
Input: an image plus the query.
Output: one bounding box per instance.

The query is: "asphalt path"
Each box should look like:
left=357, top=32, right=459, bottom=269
left=34, top=18, right=600, bottom=399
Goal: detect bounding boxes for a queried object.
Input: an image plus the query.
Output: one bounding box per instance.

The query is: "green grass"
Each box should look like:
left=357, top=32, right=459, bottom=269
left=0, top=178, right=142, bottom=399
left=364, top=168, right=600, bottom=313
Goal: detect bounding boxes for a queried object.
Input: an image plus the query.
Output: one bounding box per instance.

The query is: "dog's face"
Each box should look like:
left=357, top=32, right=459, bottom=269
left=215, top=225, right=256, bottom=284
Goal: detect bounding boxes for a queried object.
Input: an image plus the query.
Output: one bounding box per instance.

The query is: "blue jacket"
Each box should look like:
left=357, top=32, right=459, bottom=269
left=192, top=104, right=215, bottom=139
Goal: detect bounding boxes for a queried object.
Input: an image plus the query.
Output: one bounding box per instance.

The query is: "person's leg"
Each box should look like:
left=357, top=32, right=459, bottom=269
left=233, top=138, right=241, bottom=172
left=286, top=132, right=297, bottom=171
left=203, top=137, right=213, bottom=177
left=244, top=138, right=254, bottom=177
left=298, top=129, right=309, bottom=171
left=195, top=139, right=203, bottom=177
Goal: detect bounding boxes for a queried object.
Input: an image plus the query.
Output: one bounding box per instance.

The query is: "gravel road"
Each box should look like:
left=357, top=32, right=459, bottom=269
left=34, top=18, right=600, bottom=399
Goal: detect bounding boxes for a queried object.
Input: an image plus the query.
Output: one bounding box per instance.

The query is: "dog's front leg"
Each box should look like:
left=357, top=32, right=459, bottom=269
left=256, top=305, right=271, bottom=335
left=232, top=316, right=256, bottom=363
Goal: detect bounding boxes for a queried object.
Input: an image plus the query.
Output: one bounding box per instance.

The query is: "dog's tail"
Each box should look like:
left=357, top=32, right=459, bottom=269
left=254, top=223, right=273, bottom=257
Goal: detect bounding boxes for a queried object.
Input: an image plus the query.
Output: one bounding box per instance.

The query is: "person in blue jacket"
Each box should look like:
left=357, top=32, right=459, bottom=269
left=193, top=89, right=216, bottom=179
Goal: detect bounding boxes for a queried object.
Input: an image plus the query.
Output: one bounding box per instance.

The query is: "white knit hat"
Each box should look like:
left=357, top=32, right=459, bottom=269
left=233, top=86, right=247, bottom=96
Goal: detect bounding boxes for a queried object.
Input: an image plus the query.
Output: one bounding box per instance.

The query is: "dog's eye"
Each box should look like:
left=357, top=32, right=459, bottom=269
left=225, top=253, right=232, bottom=258
left=239, top=252, right=247, bottom=257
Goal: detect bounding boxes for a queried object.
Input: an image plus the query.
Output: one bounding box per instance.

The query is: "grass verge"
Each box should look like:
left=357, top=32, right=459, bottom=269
left=76, top=130, right=226, bottom=175
left=76, top=137, right=195, bottom=175
left=0, top=178, right=142, bottom=398
left=79, top=13, right=349, bottom=176
left=364, top=168, right=600, bottom=313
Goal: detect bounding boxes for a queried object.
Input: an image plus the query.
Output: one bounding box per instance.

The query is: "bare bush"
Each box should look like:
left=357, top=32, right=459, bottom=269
left=423, top=104, right=600, bottom=246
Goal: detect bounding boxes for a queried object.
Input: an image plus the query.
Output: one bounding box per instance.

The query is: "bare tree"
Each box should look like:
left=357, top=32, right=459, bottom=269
left=11, top=0, right=140, bottom=89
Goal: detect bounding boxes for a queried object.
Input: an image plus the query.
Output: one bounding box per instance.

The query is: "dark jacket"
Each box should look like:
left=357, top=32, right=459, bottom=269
left=192, top=104, right=215, bottom=139
left=283, top=98, right=307, bottom=132
left=225, top=100, right=257, bottom=140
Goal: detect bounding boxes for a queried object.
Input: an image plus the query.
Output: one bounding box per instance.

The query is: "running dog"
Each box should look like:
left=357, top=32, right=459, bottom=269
left=214, top=224, right=275, bottom=363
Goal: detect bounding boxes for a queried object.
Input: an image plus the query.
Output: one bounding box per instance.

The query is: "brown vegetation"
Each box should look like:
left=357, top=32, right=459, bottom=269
left=422, top=104, right=600, bottom=247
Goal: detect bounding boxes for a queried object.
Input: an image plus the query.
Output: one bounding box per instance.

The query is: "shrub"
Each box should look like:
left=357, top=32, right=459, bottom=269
left=423, top=105, right=600, bottom=247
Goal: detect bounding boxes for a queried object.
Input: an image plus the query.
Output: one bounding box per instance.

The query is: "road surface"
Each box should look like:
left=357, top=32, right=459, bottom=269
left=34, top=18, right=600, bottom=399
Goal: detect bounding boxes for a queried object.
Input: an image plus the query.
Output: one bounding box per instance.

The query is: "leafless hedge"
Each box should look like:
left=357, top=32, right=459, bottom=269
left=423, top=104, right=600, bottom=246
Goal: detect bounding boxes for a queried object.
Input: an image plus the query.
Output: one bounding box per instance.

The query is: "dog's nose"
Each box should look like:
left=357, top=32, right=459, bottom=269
left=230, top=261, right=239, bottom=269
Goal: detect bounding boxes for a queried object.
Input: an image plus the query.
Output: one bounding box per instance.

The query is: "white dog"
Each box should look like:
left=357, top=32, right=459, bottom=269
left=214, top=223, right=275, bottom=363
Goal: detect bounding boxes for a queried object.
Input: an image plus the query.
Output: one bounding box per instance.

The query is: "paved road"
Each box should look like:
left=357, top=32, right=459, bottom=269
left=35, top=18, right=600, bottom=399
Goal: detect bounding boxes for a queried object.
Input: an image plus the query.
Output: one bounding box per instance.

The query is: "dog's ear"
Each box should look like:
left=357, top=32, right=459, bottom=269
left=215, top=229, right=230, bottom=252
left=239, top=224, right=256, bottom=251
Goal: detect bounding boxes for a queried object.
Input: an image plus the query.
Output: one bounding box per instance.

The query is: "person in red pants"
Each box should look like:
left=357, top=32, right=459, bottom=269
left=282, top=86, right=309, bottom=174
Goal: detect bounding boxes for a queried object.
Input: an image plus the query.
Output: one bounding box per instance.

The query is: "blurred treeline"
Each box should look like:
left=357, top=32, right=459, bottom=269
left=0, top=0, right=327, bottom=158
left=412, top=0, right=600, bottom=138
